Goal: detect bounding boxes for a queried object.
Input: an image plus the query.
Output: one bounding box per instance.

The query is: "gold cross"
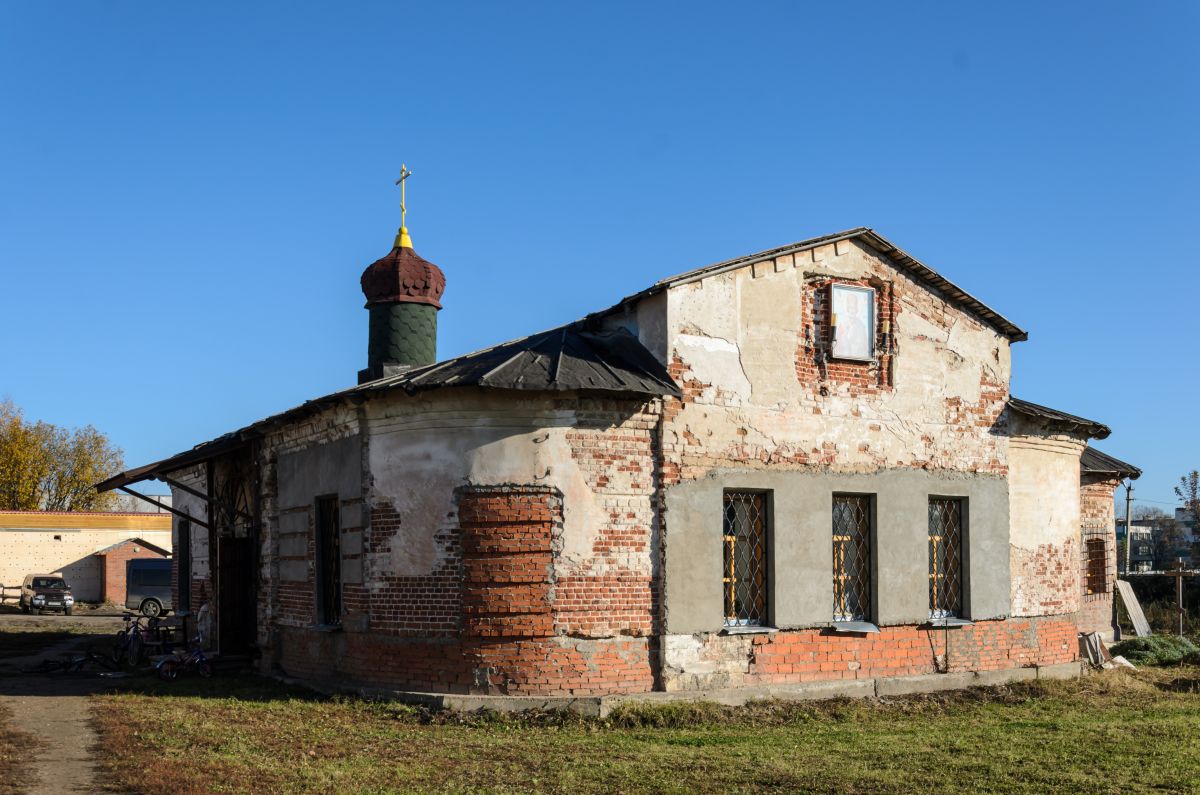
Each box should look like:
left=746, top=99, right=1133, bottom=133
left=395, top=164, right=413, bottom=229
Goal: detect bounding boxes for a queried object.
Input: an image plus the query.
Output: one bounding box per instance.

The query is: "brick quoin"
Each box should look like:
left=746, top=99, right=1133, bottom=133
left=458, top=486, right=654, bottom=695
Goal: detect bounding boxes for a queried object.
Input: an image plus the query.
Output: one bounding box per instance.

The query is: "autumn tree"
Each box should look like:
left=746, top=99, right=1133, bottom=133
left=0, top=399, right=124, bottom=511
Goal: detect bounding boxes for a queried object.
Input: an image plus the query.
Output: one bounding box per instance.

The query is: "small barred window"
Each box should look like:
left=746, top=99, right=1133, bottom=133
left=832, top=495, right=872, bottom=622
left=1086, top=538, right=1107, bottom=595
left=723, top=492, right=768, bottom=627
left=928, top=498, right=964, bottom=618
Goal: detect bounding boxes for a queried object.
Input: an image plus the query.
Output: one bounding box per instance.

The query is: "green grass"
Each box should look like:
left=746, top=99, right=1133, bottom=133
left=91, top=669, right=1200, bottom=794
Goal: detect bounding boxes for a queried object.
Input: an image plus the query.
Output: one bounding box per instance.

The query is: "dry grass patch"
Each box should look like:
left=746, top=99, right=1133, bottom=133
left=92, top=667, right=1200, bottom=794
left=0, top=701, right=40, bottom=795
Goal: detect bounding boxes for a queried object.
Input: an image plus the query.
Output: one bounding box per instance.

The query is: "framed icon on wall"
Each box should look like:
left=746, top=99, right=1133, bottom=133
left=830, top=284, right=875, bottom=361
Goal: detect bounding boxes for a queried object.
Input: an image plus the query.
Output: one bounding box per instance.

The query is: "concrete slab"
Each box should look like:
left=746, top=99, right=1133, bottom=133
left=1036, top=661, right=1084, bottom=680
left=973, top=667, right=1037, bottom=687
left=875, top=672, right=976, bottom=697
left=304, top=662, right=1087, bottom=717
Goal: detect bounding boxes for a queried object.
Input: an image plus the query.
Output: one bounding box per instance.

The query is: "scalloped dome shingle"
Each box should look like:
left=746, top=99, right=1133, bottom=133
left=360, top=245, right=446, bottom=309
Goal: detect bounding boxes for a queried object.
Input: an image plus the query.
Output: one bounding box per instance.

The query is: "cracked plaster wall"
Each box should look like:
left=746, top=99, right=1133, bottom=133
left=364, top=389, right=657, bottom=638
left=1007, top=415, right=1086, bottom=617
left=659, top=238, right=1012, bottom=475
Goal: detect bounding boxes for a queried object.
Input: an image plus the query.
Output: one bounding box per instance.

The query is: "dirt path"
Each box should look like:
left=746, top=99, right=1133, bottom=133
left=0, top=680, right=103, bottom=794
left=0, top=633, right=122, bottom=794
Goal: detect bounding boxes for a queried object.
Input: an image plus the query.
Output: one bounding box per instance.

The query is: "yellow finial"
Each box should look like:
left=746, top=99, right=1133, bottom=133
left=394, top=164, right=414, bottom=248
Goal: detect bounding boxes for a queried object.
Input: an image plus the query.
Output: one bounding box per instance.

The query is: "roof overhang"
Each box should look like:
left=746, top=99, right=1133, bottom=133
left=1081, top=445, right=1141, bottom=480
left=1008, top=397, right=1111, bottom=440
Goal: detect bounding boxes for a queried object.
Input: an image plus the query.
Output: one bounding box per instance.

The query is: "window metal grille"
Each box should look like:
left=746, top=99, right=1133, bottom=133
left=832, top=495, right=871, bottom=622
left=723, top=492, right=768, bottom=626
left=1085, top=538, right=1108, bottom=595
left=316, top=495, right=342, bottom=626
left=928, top=498, right=964, bottom=618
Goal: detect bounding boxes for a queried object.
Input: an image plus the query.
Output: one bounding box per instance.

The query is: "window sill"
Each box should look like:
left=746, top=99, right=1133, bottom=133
left=923, top=617, right=974, bottom=628
left=829, top=621, right=880, bottom=634
left=721, top=625, right=778, bottom=636
left=308, top=623, right=343, bottom=633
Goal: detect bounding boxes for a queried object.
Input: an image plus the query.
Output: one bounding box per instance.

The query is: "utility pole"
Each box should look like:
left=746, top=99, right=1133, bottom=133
left=1124, top=481, right=1134, bottom=575
left=1166, top=558, right=1194, bottom=638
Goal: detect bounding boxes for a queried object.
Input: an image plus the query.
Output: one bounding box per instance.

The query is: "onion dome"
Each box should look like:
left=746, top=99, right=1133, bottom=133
left=360, top=231, right=446, bottom=309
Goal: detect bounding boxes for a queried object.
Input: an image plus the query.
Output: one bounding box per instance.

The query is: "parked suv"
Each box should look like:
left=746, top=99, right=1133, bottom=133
left=126, top=558, right=172, bottom=617
left=20, top=574, right=75, bottom=615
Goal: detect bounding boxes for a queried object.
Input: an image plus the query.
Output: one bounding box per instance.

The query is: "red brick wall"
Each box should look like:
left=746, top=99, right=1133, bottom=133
left=458, top=486, right=655, bottom=695
left=99, top=542, right=169, bottom=606
left=275, top=484, right=656, bottom=696
left=746, top=618, right=1078, bottom=681
left=666, top=615, right=1079, bottom=690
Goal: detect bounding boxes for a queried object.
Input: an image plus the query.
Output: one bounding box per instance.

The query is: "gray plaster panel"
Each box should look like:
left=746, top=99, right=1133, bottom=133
left=279, top=560, right=309, bottom=583
left=962, top=480, right=1010, bottom=620
left=663, top=485, right=725, bottom=634
left=277, top=435, right=363, bottom=510
left=663, top=469, right=1010, bottom=633
left=340, top=503, right=363, bottom=531
left=342, top=530, right=363, bottom=556
left=342, top=557, right=363, bottom=585
left=279, top=535, right=308, bottom=558
left=278, top=511, right=309, bottom=536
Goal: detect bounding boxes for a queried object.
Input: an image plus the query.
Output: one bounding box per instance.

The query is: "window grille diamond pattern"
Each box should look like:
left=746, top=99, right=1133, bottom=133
left=832, top=495, right=871, bottom=622
left=723, top=492, right=768, bottom=626
left=1085, top=538, right=1107, bottom=595
left=928, top=498, right=963, bottom=618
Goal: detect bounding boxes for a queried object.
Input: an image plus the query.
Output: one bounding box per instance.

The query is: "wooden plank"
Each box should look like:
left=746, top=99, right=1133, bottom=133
left=1116, top=580, right=1153, bottom=637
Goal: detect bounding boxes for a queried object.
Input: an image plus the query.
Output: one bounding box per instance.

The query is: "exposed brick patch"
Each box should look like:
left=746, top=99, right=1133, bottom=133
left=796, top=275, right=897, bottom=394
left=1011, top=537, right=1079, bottom=616
left=369, top=502, right=462, bottom=637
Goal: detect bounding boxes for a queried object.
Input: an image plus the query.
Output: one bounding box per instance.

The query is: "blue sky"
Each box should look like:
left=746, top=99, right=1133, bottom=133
left=0, top=2, right=1195, bottom=506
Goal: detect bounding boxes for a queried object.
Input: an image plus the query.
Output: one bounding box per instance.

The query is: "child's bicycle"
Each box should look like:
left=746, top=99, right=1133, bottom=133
left=112, top=613, right=158, bottom=666
left=155, top=639, right=212, bottom=681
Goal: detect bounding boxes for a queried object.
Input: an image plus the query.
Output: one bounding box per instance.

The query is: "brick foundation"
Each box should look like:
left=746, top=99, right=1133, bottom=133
left=663, top=615, right=1079, bottom=691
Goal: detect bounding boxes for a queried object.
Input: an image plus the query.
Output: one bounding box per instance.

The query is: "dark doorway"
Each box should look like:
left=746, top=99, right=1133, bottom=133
left=216, top=533, right=256, bottom=653
left=315, top=495, right=342, bottom=626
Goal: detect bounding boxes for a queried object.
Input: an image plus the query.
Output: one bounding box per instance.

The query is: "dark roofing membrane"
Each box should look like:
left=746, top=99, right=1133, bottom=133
left=1008, top=397, right=1111, bottom=439
left=98, top=325, right=677, bottom=491
left=1080, top=446, right=1141, bottom=480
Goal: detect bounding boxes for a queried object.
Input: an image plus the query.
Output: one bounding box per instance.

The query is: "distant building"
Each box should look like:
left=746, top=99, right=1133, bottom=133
left=0, top=511, right=172, bottom=602
left=1116, top=518, right=1157, bottom=572
left=1117, top=507, right=1196, bottom=571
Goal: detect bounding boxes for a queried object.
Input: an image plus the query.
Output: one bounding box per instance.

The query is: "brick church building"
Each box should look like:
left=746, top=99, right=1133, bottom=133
left=100, top=209, right=1137, bottom=697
